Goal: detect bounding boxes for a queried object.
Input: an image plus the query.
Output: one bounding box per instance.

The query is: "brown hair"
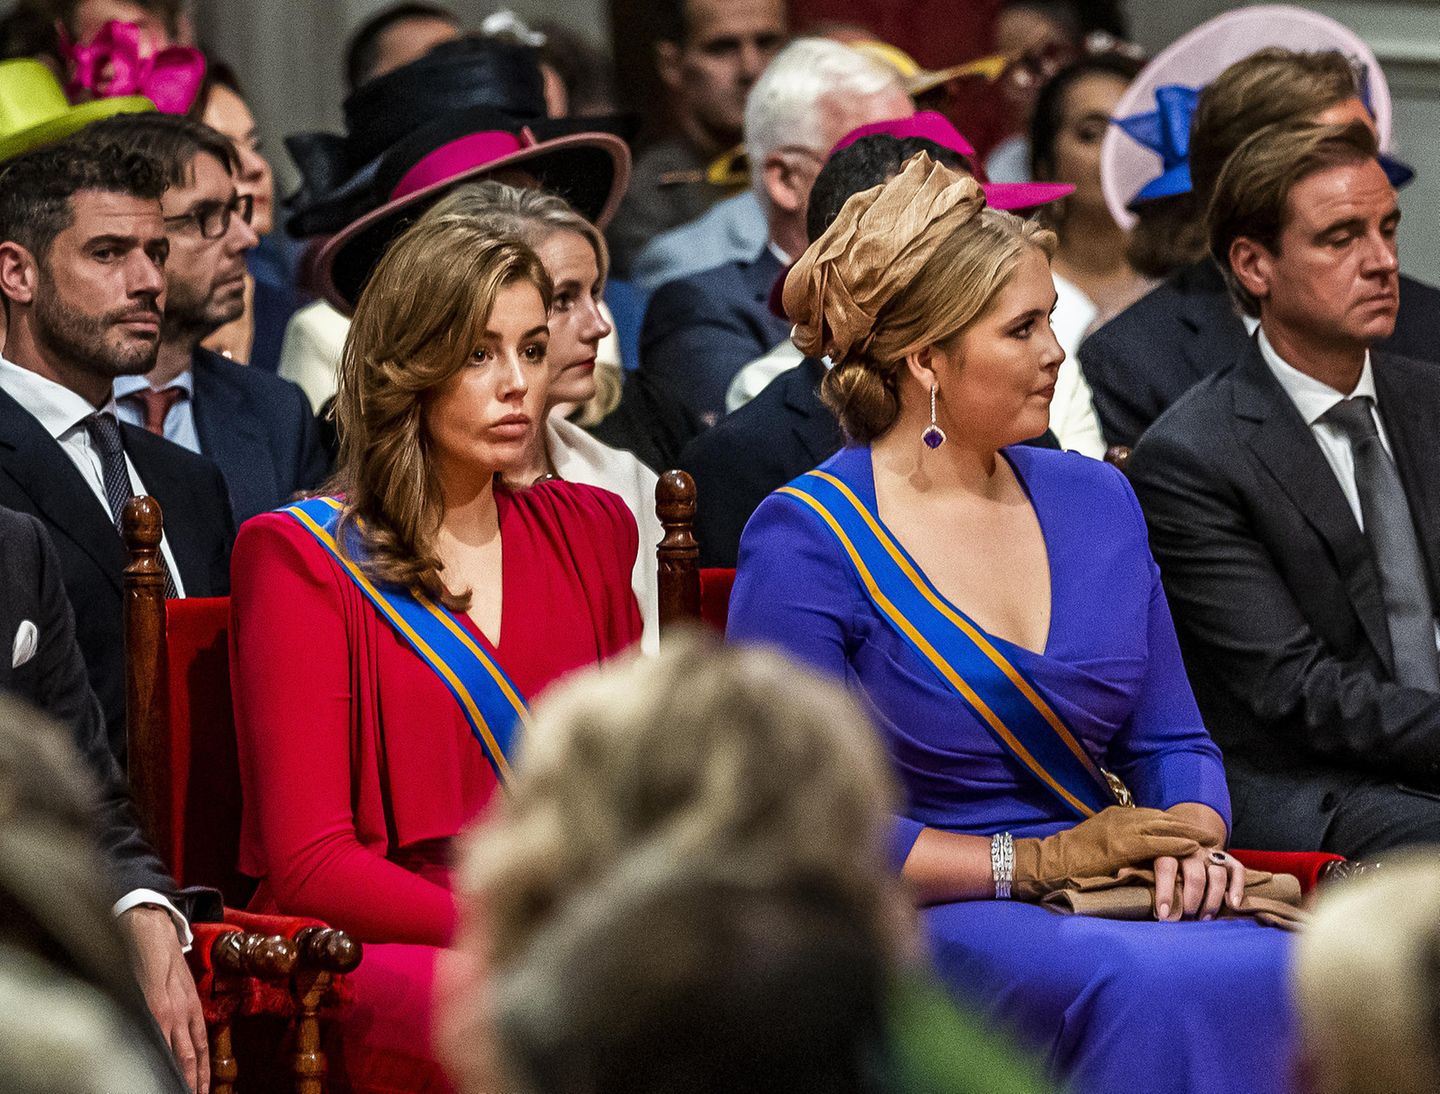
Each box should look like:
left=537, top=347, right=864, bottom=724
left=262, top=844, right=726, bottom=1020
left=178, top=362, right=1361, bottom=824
left=331, top=217, right=551, bottom=609
left=456, top=631, right=905, bottom=968
left=1190, top=49, right=1360, bottom=208
left=801, top=162, right=1055, bottom=443
left=1207, top=119, right=1378, bottom=318
left=421, top=181, right=621, bottom=424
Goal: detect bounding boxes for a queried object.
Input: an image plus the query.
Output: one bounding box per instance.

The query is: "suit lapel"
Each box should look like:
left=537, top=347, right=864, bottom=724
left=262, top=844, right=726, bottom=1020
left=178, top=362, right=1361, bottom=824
left=1373, top=353, right=1440, bottom=599
left=1175, top=262, right=1252, bottom=384
left=783, top=358, right=836, bottom=466
left=0, top=387, right=126, bottom=591
left=1233, top=342, right=1393, bottom=669
left=190, top=350, right=272, bottom=520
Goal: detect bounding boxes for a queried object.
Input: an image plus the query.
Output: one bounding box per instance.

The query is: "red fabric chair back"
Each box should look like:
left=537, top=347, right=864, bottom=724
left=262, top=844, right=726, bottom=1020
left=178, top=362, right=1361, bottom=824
left=698, top=568, right=736, bottom=632
left=157, top=597, right=254, bottom=905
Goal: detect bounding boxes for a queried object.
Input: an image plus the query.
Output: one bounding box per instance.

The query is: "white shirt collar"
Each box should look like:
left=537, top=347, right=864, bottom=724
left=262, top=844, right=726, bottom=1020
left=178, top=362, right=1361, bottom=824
left=767, top=239, right=792, bottom=267
left=0, top=355, right=116, bottom=441
left=1256, top=327, right=1377, bottom=427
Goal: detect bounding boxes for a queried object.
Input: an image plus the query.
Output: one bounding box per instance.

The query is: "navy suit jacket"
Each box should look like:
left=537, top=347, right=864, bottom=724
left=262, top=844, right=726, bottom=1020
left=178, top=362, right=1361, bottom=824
left=639, top=245, right=793, bottom=441
left=1080, top=259, right=1440, bottom=449
left=191, top=347, right=329, bottom=528
left=0, top=386, right=234, bottom=762
left=1130, top=340, right=1440, bottom=849
left=0, top=506, right=221, bottom=922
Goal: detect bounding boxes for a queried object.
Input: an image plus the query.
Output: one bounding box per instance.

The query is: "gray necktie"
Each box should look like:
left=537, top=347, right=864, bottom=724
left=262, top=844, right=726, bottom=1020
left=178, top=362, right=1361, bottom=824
left=1322, top=396, right=1440, bottom=691
left=84, top=412, right=178, bottom=600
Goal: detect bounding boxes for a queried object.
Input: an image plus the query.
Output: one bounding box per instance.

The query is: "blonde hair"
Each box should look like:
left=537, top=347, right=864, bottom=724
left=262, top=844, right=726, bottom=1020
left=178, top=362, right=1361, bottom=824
left=786, top=153, right=1055, bottom=443
left=1296, top=853, right=1440, bottom=1094
left=456, top=630, right=907, bottom=967
left=331, top=217, right=551, bottom=610
left=420, top=181, right=622, bottom=424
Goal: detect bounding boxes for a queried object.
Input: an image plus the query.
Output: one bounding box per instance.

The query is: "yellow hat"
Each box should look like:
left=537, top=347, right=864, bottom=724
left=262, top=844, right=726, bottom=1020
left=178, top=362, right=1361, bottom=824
left=0, top=59, right=153, bottom=163
left=850, top=40, right=1010, bottom=96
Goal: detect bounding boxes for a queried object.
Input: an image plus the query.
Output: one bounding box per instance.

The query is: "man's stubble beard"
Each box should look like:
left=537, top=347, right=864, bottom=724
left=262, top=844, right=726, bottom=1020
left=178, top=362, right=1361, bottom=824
left=160, top=278, right=245, bottom=347
left=33, top=284, right=159, bottom=379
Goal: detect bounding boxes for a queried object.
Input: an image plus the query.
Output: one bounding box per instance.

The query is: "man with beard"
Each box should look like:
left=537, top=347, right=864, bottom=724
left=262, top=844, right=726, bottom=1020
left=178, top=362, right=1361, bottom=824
left=80, top=114, right=327, bottom=527
left=0, top=136, right=229, bottom=1093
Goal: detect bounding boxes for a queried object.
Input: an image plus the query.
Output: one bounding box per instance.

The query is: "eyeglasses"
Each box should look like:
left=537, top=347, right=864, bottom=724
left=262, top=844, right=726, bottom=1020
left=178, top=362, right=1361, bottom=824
left=163, top=193, right=255, bottom=240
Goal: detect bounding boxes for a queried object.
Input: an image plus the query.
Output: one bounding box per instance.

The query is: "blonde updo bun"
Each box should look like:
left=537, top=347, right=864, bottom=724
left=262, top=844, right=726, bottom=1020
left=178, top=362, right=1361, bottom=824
left=784, top=152, right=1056, bottom=443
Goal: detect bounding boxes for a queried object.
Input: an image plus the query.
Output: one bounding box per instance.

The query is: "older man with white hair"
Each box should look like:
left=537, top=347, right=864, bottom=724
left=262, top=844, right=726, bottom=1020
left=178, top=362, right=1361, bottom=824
left=635, top=38, right=912, bottom=439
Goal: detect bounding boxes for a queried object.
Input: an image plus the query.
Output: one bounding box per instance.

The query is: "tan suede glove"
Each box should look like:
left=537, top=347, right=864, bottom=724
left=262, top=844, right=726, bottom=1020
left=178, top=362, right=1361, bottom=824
left=1011, top=807, right=1215, bottom=901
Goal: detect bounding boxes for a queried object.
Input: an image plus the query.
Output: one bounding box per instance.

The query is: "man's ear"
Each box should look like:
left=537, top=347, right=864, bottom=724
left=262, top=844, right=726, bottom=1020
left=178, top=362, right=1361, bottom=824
left=656, top=40, right=683, bottom=92
left=761, top=152, right=804, bottom=216
left=1228, top=237, right=1274, bottom=310
left=0, top=242, right=39, bottom=307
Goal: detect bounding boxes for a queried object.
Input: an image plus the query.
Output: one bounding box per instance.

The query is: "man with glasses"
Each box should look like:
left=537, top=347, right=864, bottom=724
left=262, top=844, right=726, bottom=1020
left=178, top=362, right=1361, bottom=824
left=0, top=135, right=232, bottom=1093
left=80, top=113, right=327, bottom=528
left=633, top=39, right=911, bottom=452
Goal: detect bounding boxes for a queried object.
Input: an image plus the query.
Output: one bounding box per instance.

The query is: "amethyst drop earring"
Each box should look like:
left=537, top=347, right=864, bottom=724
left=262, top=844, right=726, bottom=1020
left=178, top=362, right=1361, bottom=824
left=922, top=383, right=946, bottom=449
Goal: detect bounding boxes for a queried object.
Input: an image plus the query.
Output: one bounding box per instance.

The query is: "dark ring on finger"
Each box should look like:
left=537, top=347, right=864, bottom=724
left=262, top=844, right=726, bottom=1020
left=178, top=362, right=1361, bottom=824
left=1209, top=850, right=1228, bottom=866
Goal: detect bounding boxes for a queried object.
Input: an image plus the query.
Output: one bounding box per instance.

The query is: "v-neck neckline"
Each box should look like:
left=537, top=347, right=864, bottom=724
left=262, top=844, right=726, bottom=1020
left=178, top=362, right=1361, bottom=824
left=452, top=487, right=511, bottom=654
left=859, top=445, right=1058, bottom=659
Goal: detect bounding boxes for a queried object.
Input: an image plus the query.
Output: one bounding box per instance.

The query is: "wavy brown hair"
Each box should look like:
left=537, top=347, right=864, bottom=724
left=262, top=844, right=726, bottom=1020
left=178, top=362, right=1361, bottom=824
left=331, top=217, right=551, bottom=610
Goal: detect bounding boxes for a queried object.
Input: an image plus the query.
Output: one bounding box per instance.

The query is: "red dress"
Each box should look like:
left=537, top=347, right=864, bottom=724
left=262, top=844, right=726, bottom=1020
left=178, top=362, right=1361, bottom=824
left=230, top=481, right=642, bottom=1093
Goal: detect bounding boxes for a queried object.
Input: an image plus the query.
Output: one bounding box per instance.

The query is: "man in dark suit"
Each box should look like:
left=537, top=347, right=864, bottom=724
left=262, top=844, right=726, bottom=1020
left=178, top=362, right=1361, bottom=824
left=0, top=136, right=235, bottom=764
left=80, top=114, right=327, bottom=527
left=1130, top=119, right=1440, bottom=858
left=0, top=504, right=218, bottom=1092
left=680, top=132, right=1058, bottom=567
left=1082, top=48, right=1440, bottom=449
left=635, top=39, right=912, bottom=449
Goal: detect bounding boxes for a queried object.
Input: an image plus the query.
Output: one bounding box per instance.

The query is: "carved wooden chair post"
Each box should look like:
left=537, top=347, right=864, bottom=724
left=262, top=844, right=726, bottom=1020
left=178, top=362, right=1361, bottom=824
left=656, top=470, right=701, bottom=632
left=121, top=495, right=361, bottom=1093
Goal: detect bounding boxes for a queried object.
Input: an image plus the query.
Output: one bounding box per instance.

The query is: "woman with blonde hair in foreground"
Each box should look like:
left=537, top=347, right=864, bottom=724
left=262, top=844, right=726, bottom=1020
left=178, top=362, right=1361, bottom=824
left=726, top=153, right=1295, bottom=1094
left=1296, top=856, right=1440, bottom=1094
left=228, top=216, right=641, bottom=1090
left=420, top=181, right=662, bottom=652
left=442, top=633, right=1052, bottom=1094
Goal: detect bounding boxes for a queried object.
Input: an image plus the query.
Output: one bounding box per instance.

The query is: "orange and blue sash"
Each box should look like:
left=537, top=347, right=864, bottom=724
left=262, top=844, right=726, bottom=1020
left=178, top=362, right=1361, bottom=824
left=777, top=470, right=1127, bottom=819
left=282, top=497, right=526, bottom=785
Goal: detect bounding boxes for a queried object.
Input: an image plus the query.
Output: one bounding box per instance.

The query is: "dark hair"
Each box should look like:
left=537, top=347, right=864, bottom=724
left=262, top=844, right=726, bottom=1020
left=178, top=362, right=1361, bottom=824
left=1190, top=49, right=1360, bottom=208
left=186, top=56, right=246, bottom=121
left=0, top=137, right=164, bottom=261
left=75, top=112, right=240, bottom=186
left=38, top=0, right=182, bottom=35
left=495, top=868, right=890, bottom=1094
left=1028, top=53, right=1143, bottom=182
left=655, top=0, right=687, bottom=45
left=1208, top=119, right=1378, bottom=317
left=999, top=0, right=1128, bottom=39
left=807, top=136, right=971, bottom=244
left=346, top=2, right=460, bottom=90
left=1125, top=192, right=1204, bottom=279
left=533, top=22, right=618, bottom=116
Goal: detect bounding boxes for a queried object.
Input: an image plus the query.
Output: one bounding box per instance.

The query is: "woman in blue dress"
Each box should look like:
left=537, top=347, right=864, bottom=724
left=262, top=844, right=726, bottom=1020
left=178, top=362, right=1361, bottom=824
left=726, top=153, right=1294, bottom=1094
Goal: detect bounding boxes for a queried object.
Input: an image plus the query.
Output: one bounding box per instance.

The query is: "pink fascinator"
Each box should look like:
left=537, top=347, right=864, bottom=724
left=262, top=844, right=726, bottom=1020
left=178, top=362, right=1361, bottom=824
left=60, top=20, right=206, bottom=114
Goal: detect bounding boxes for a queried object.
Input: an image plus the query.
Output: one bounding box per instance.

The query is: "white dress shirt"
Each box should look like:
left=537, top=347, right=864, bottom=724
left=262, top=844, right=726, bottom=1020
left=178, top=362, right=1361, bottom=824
left=1256, top=328, right=1393, bottom=533
left=0, top=356, right=192, bottom=946
left=548, top=415, right=662, bottom=654
left=113, top=369, right=201, bottom=455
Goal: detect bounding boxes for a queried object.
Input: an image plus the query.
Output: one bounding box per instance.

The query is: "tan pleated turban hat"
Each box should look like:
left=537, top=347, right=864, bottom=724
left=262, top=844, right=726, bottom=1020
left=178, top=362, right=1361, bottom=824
left=782, top=152, right=988, bottom=370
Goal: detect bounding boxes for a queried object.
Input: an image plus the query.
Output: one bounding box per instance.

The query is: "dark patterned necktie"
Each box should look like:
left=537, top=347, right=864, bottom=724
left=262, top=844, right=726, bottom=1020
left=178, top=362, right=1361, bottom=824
left=1321, top=396, right=1440, bottom=691
left=84, top=412, right=178, bottom=599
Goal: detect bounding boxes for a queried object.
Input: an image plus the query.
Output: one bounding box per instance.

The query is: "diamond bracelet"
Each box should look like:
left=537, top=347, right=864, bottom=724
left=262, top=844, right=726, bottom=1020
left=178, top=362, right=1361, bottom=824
left=990, top=831, right=1014, bottom=900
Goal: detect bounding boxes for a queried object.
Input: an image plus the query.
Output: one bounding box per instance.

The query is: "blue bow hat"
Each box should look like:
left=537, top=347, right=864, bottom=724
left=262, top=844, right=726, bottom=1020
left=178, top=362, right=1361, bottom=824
left=1113, top=84, right=1199, bottom=209
left=1115, top=79, right=1414, bottom=210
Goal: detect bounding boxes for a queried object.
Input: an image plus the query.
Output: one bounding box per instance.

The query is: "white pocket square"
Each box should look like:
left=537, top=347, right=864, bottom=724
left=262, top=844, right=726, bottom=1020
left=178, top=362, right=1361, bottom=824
left=11, top=620, right=37, bottom=669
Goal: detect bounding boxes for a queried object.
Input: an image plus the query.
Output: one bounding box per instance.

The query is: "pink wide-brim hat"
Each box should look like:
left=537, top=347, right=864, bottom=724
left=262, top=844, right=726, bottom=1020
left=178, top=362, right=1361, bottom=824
left=832, top=112, right=1075, bottom=211
left=318, top=120, right=631, bottom=315
left=1101, top=5, right=1394, bottom=231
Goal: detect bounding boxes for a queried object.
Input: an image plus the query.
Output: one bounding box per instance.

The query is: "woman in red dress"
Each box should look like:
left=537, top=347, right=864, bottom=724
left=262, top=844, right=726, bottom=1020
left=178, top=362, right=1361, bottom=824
left=229, top=216, right=642, bottom=1092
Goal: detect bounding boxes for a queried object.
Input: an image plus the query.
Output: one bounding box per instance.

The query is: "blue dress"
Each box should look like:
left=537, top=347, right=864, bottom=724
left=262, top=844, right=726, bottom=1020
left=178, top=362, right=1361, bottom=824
left=727, top=444, right=1294, bottom=1094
